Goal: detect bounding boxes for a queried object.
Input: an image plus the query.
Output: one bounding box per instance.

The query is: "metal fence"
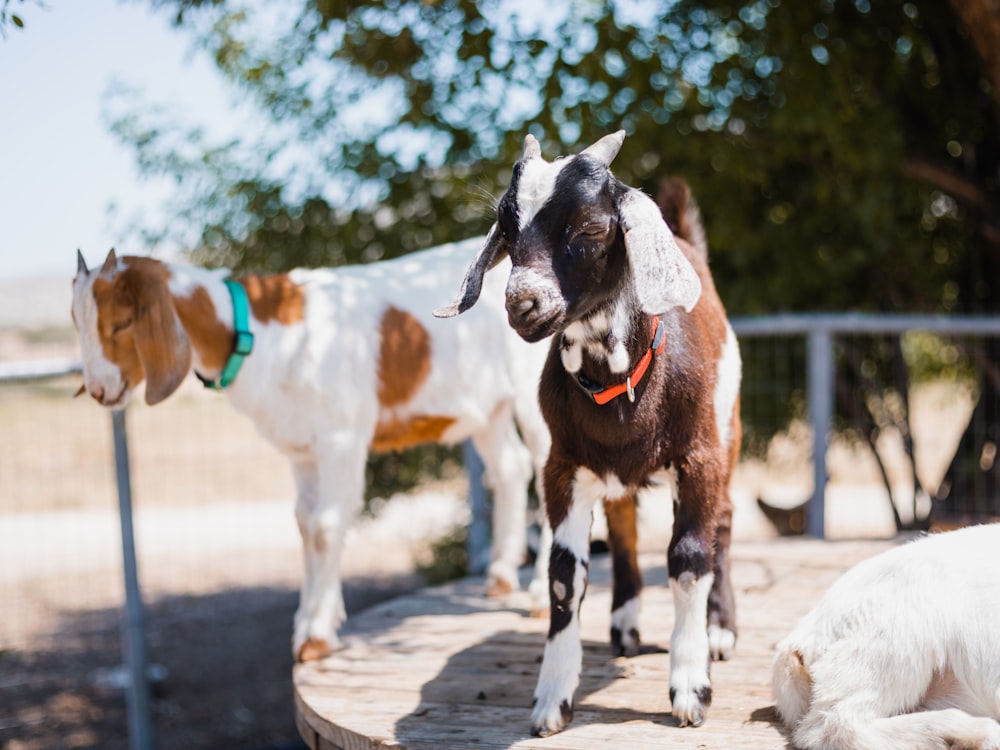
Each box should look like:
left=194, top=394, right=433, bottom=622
left=3, top=313, right=1000, bottom=749
left=732, top=314, right=1000, bottom=536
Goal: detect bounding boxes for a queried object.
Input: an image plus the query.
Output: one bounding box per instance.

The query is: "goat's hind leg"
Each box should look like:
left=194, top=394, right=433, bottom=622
left=471, top=404, right=534, bottom=597
left=604, top=493, right=642, bottom=657
left=790, top=638, right=1000, bottom=749
left=707, top=501, right=736, bottom=660
left=514, top=397, right=553, bottom=615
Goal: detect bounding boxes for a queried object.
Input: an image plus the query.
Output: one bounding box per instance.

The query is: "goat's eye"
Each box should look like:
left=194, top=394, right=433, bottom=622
left=571, top=224, right=606, bottom=242
left=112, top=318, right=133, bottom=335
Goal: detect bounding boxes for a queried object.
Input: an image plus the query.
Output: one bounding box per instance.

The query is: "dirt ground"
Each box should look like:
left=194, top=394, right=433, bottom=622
left=0, top=573, right=423, bottom=750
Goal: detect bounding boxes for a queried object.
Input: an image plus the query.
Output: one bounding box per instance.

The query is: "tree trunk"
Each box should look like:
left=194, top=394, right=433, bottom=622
left=947, top=0, right=1000, bottom=130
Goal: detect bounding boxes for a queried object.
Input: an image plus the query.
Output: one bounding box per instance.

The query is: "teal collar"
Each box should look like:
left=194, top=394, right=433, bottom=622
left=198, top=279, right=254, bottom=390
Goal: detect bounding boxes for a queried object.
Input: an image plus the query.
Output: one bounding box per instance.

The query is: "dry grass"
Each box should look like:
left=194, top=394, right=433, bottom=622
left=0, top=375, right=293, bottom=514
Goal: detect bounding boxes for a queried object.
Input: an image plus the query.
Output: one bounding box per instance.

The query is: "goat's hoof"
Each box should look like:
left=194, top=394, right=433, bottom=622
left=486, top=576, right=515, bottom=598
left=296, top=637, right=333, bottom=663
left=708, top=625, right=736, bottom=661
left=531, top=697, right=573, bottom=737
left=670, top=683, right=712, bottom=728
left=611, top=626, right=641, bottom=657
left=527, top=580, right=549, bottom=616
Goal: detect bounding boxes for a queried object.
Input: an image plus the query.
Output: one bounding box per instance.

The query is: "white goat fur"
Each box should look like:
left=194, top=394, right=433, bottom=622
left=72, top=238, right=551, bottom=661
left=773, top=524, right=1000, bottom=750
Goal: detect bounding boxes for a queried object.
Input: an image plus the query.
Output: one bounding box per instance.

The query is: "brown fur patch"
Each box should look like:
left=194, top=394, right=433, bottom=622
left=371, top=415, right=456, bottom=452
left=377, top=306, right=432, bottom=408
left=172, top=286, right=232, bottom=372
left=240, top=274, right=305, bottom=325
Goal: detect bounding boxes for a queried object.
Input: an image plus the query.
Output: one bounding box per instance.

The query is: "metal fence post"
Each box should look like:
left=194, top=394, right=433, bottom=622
left=111, top=409, right=156, bottom=750
left=462, top=441, right=491, bottom=576
left=807, top=328, right=834, bottom=539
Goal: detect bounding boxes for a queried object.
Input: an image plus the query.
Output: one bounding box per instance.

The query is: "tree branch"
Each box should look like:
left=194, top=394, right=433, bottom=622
left=903, top=156, right=999, bottom=216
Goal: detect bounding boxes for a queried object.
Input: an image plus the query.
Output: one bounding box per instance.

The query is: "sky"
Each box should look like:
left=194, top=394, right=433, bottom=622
left=0, top=0, right=245, bottom=280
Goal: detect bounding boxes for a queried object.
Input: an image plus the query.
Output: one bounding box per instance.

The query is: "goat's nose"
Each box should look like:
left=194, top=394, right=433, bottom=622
left=506, top=294, right=536, bottom=321
left=90, top=386, right=105, bottom=404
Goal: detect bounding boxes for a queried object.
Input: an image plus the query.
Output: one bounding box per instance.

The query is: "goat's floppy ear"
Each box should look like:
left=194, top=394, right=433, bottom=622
left=433, top=225, right=509, bottom=318
left=619, top=188, right=701, bottom=314
left=133, top=279, right=192, bottom=405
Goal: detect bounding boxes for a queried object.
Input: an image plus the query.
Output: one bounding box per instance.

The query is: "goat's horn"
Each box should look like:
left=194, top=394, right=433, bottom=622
left=522, top=134, right=541, bottom=160
left=73, top=384, right=87, bottom=398
left=582, top=130, right=626, bottom=167
left=100, top=248, right=118, bottom=276
left=76, top=249, right=88, bottom=275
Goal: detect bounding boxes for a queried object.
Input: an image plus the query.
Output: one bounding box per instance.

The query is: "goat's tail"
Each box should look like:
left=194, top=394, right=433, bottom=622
left=656, top=177, right=708, bottom=260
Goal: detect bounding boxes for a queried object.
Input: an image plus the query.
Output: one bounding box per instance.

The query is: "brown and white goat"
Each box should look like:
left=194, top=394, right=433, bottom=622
left=436, top=132, right=742, bottom=735
left=72, top=239, right=551, bottom=662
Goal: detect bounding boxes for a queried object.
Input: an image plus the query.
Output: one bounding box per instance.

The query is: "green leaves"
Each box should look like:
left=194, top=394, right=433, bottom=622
left=107, top=0, right=997, bottom=319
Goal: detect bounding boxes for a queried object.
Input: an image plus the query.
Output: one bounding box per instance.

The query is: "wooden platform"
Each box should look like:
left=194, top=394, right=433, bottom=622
left=294, top=537, right=900, bottom=750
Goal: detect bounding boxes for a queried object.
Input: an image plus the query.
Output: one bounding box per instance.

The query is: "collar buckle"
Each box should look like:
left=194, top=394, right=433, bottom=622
left=233, top=329, right=254, bottom=357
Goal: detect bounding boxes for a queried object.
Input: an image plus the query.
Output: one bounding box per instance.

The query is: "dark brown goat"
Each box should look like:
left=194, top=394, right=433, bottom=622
left=435, top=131, right=741, bottom=736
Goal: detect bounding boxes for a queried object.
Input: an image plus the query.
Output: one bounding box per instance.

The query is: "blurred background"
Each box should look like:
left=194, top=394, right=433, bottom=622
left=2, top=1, right=1000, bottom=748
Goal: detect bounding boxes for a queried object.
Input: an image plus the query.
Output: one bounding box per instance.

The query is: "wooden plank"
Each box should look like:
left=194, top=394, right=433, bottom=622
left=295, top=538, right=897, bottom=750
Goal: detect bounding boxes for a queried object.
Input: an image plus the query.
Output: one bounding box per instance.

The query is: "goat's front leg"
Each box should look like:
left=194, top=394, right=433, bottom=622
left=531, top=461, right=598, bottom=737
left=604, top=493, right=642, bottom=657
left=667, top=463, right=725, bottom=727
left=292, top=459, right=325, bottom=661
left=291, top=432, right=366, bottom=662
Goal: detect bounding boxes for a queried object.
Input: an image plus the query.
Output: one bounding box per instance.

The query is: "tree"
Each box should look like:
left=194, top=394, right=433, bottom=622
left=115, top=0, right=992, bottom=308
left=110, top=0, right=1000, bottom=521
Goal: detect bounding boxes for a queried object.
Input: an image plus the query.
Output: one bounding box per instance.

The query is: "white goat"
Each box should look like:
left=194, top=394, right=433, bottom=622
left=72, top=239, right=550, bottom=661
left=773, top=524, right=1000, bottom=750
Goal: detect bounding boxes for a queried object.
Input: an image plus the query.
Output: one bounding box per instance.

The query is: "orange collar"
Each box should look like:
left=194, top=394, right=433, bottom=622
left=575, top=316, right=665, bottom=405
